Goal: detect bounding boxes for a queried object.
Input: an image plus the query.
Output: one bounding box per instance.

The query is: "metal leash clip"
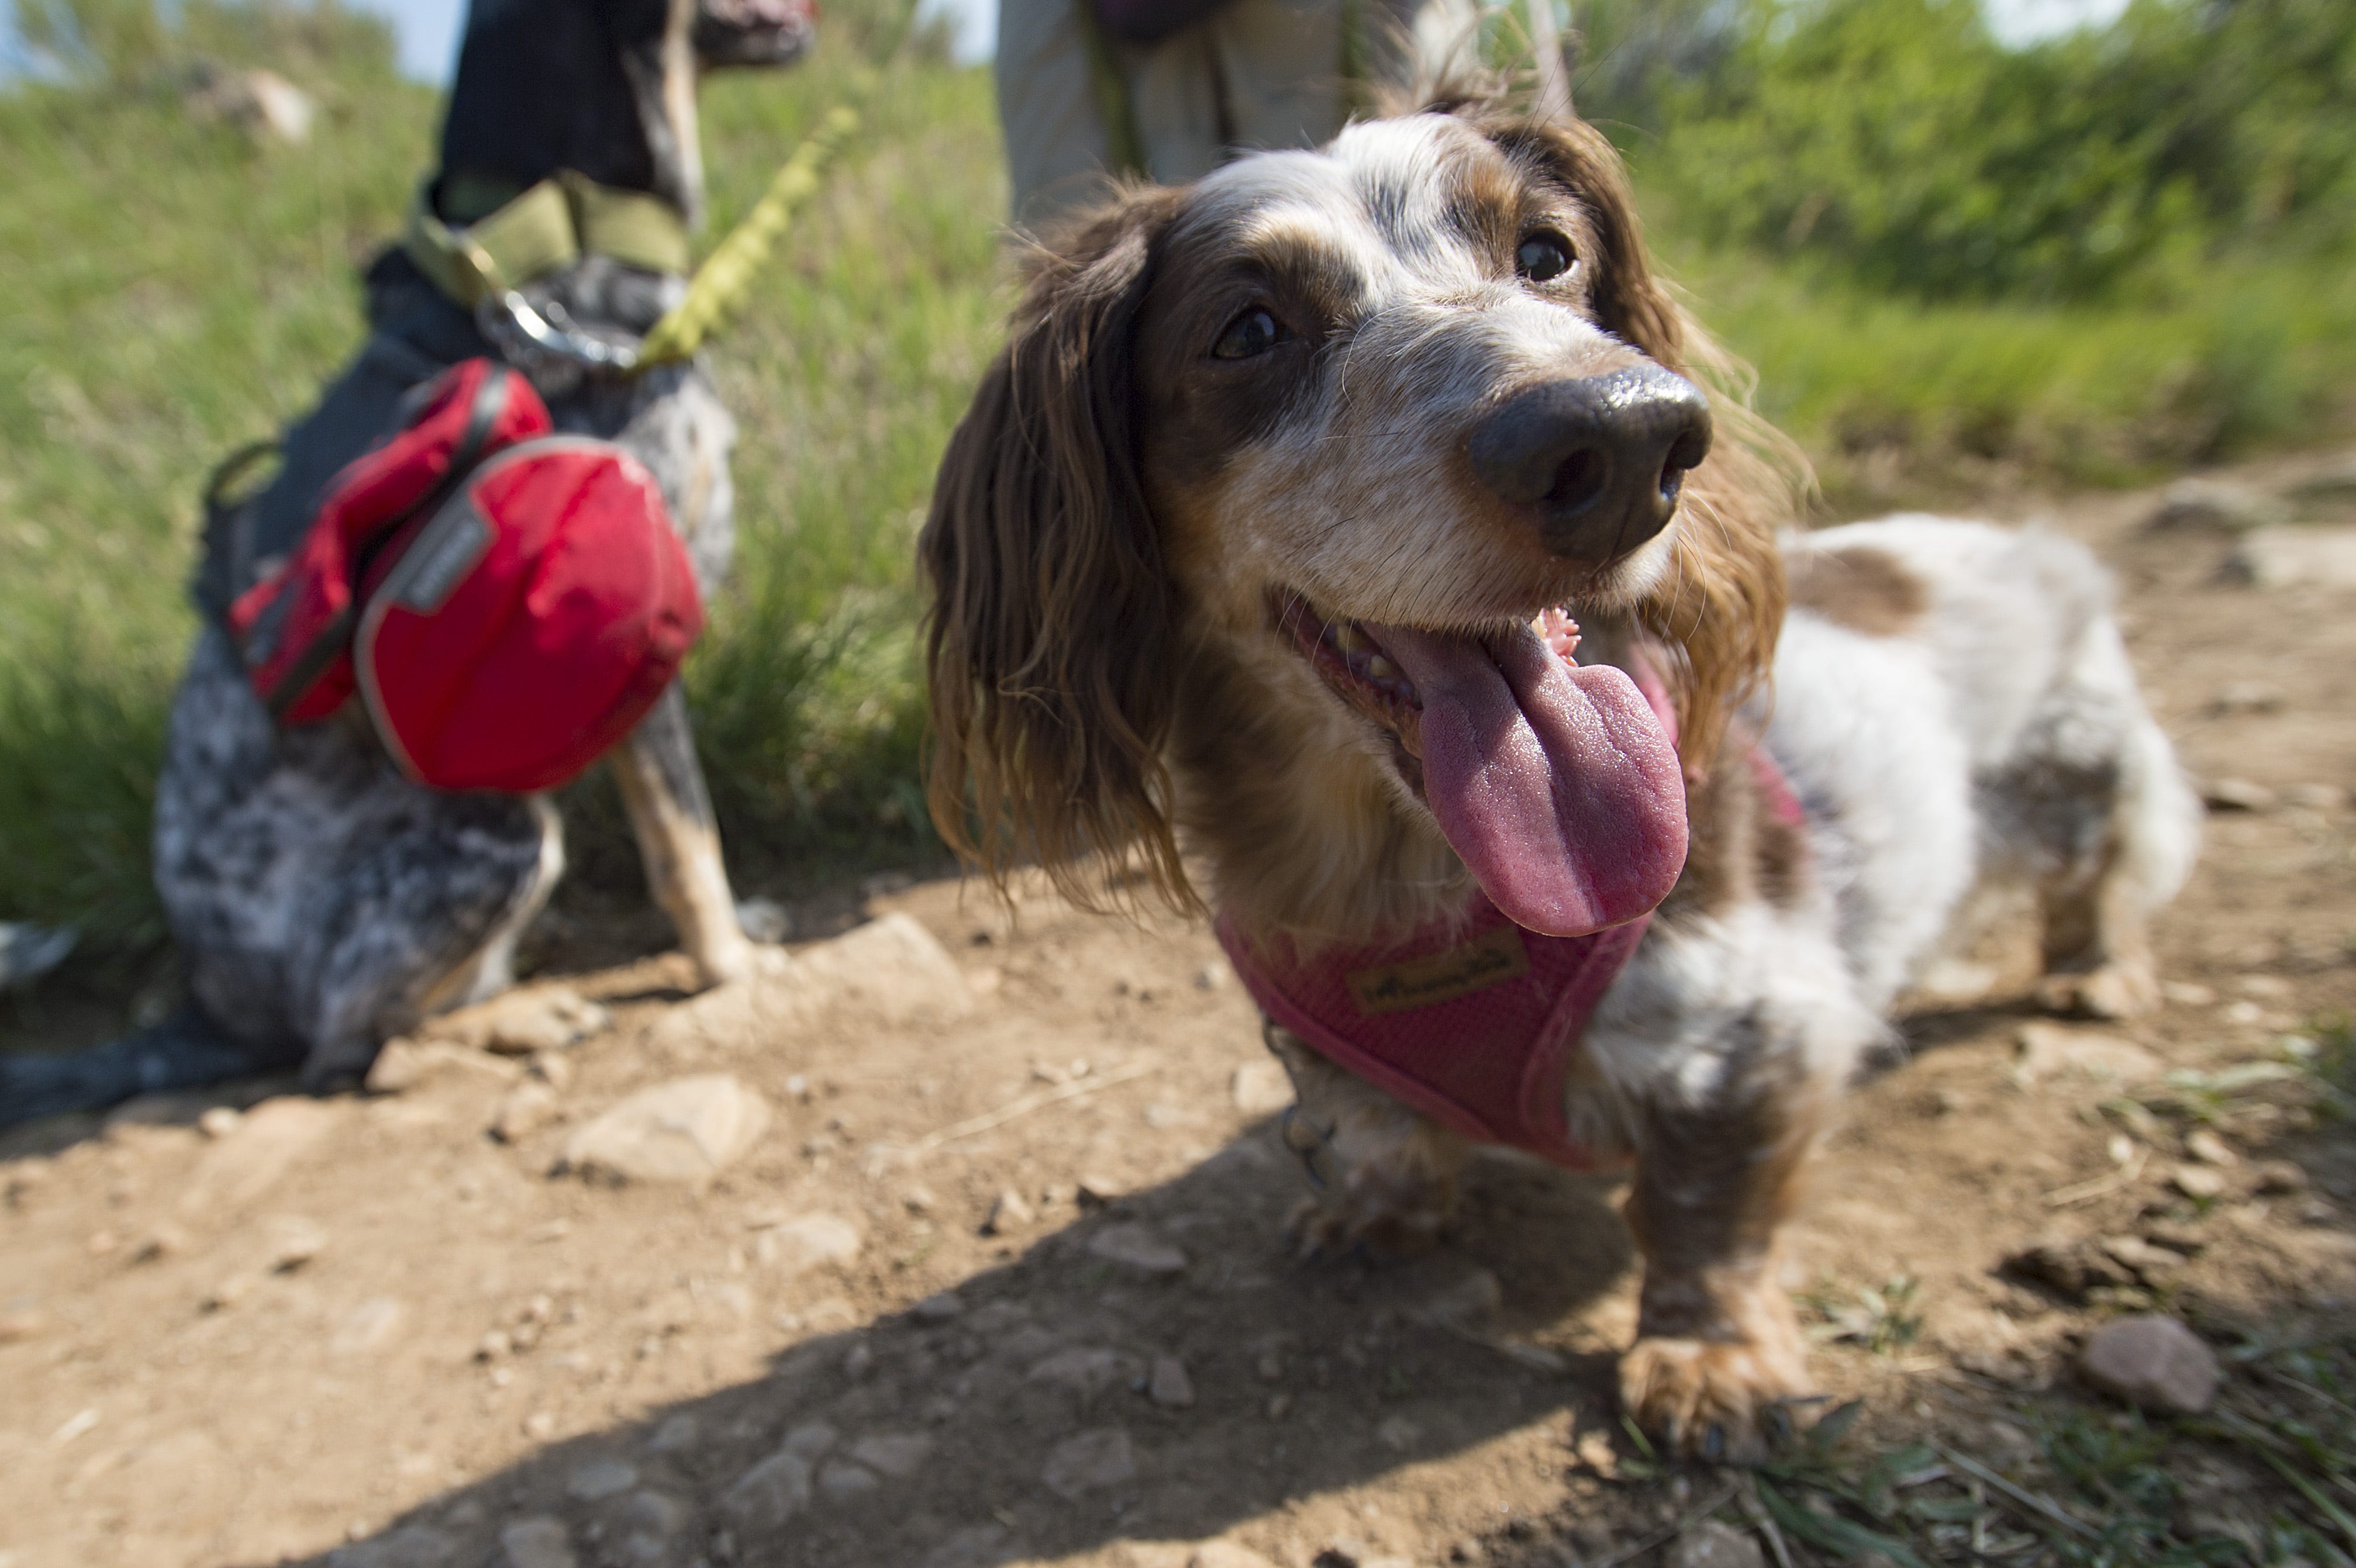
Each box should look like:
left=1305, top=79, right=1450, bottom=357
left=461, top=237, right=641, bottom=391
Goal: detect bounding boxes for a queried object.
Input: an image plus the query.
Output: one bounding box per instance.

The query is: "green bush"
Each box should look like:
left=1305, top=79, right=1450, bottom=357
left=1580, top=0, right=2356, bottom=303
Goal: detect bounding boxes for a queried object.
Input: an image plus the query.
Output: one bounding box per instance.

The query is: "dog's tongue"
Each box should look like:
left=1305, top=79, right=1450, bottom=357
left=1366, top=621, right=1687, bottom=936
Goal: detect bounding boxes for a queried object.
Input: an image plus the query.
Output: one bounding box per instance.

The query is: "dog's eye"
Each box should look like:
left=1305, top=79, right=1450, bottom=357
left=1516, top=231, right=1576, bottom=284
left=1212, top=306, right=1286, bottom=360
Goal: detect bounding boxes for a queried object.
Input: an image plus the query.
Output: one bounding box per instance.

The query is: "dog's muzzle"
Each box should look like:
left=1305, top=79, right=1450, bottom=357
left=1467, top=365, right=1713, bottom=562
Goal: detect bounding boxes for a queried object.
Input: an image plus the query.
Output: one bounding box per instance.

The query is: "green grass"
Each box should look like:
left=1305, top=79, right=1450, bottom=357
left=4, top=15, right=2354, bottom=956
left=0, top=40, right=1005, bottom=948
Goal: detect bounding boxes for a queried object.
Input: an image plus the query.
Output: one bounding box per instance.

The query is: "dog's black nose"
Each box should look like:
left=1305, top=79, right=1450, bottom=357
left=1467, top=366, right=1714, bottom=561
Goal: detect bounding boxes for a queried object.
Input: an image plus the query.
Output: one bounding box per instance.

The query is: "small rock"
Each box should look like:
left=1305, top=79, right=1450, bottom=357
left=492, top=1083, right=561, bottom=1144
left=1195, top=960, right=1232, bottom=992
left=2013, top=1024, right=2162, bottom=1085
left=130, top=1225, right=188, bottom=1263
left=1264, top=1392, right=1292, bottom=1420
left=842, top=1341, right=874, bottom=1379
left=1575, top=1430, right=1620, bottom=1479
left=2172, top=1165, right=2229, bottom=1201
left=721, top=1450, right=812, bottom=1532
left=901, top=1186, right=936, bottom=1214
left=364, top=1038, right=521, bottom=1094
left=183, top=63, right=316, bottom=143
left=1149, top=1355, right=1196, bottom=1408
left=1041, top=1427, right=1136, bottom=1498
left=1668, top=1521, right=1765, bottom=1568
left=203, top=1273, right=260, bottom=1311
left=735, top=896, right=792, bottom=944
left=562, top=1076, right=770, bottom=1184
left=2161, top=980, right=2218, bottom=1007
left=646, top=1414, right=699, bottom=1453
left=499, top=1518, right=577, bottom=1568
left=523, top=1411, right=556, bottom=1439
left=565, top=1458, right=639, bottom=1502
left=2099, top=1234, right=2188, bottom=1283
left=1029, top=1346, right=1139, bottom=1401
left=2207, top=680, right=2285, bottom=715
left=1088, top=1222, right=1186, bottom=1275
left=1415, top=1269, right=1505, bottom=1331
left=330, top=1296, right=405, bottom=1355
left=2254, top=1159, right=2309, bottom=1194
left=0, top=1308, right=47, bottom=1343
left=848, top=1432, right=933, bottom=1477
left=752, top=1213, right=862, bottom=1277
left=265, top=1214, right=326, bottom=1272
left=433, top=987, right=611, bottom=1056
left=2226, top=526, right=2356, bottom=589
left=782, top=1421, right=840, bottom=1460
left=196, top=1106, right=243, bottom=1139
left=1377, top=1414, right=1422, bottom=1451
left=2185, top=1128, right=2239, bottom=1167
left=817, top=1460, right=882, bottom=1501
left=1075, top=1173, right=1126, bottom=1208
left=476, top=1328, right=512, bottom=1361
left=2145, top=478, right=2285, bottom=534
left=617, top=1490, right=690, bottom=1546
left=1230, top=1059, right=1293, bottom=1117
left=327, top=1525, right=459, bottom=1568
left=2079, top=1315, right=2221, bottom=1413
left=1188, top=1545, right=1278, bottom=1568
left=2143, top=1220, right=2208, bottom=1255
left=2202, top=778, right=2276, bottom=813
left=982, top=1189, right=1035, bottom=1236
left=913, top=1291, right=965, bottom=1322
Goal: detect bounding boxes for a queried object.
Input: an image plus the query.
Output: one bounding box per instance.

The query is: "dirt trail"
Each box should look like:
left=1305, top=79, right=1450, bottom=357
left=4, top=457, right=2356, bottom=1568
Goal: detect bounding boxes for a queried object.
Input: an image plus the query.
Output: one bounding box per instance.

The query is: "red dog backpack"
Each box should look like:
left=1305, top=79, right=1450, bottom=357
left=225, top=359, right=705, bottom=793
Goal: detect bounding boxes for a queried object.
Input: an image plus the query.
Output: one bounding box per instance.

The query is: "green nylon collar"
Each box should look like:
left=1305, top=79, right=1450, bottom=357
left=403, top=170, right=694, bottom=307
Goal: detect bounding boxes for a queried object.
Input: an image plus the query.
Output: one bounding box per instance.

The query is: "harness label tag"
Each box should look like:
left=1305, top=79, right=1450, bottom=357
left=1346, top=924, right=1530, bottom=1015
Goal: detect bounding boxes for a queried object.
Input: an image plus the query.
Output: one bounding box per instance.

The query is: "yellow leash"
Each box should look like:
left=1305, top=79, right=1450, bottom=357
left=635, top=104, right=861, bottom=369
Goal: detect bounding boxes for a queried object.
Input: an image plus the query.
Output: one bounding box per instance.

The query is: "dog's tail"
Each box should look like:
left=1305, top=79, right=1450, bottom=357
left=0, top=1006, right=258, bottom=1131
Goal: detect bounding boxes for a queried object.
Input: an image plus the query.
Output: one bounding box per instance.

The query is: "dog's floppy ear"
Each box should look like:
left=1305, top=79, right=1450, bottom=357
left=920, top=186, right=1194, bottom=913
left=1475, top=106, right=1801, bottom=766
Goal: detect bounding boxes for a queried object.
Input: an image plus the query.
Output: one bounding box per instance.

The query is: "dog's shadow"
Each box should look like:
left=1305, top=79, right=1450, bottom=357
left=268, top=1125, right=1637, bottom=1568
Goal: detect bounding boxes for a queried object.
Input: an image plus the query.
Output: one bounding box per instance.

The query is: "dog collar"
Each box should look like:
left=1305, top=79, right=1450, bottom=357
left=404, top=171, right=695, bottom=308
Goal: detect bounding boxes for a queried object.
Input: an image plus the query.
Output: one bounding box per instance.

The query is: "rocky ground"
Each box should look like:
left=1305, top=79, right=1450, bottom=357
left=5, top=453, right=2356, bottom=1568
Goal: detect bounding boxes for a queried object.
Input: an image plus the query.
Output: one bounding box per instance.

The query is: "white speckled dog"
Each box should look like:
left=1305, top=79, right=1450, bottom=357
left=920, top=96, right=2200, bottom=1459
left=1, top=0, right=813, bottom=1127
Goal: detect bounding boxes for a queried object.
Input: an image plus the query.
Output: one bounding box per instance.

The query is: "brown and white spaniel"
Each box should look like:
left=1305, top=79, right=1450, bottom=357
left=919, top=97, right=2199, bottom=1460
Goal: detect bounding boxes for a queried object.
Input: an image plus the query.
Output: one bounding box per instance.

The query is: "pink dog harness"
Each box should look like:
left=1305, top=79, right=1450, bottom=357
left=1216, top=662, right=1803, bottom=1170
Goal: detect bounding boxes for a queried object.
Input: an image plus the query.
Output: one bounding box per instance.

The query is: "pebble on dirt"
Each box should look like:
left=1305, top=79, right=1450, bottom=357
left=753, top=1213, right=862, bottom=1276
left=564, top=1458, right=637, bottom=1502
left=1041, top=1426, right=1137, bottom=1498
left=492, top=1082, right=561, bottom=1144
left=984, top=1187, right=1036, bottom=1235
left=722, top=1449, right=814, bottom=1532
left=1150, top=1354, right=1197, bottom=1408
left=1087, top=1222, right=1187, bottom=1275
left=1230, top=1059, right=1293, bottom=1117
left=498, top=1517, right=577, bottom=1568
left=559, top=1075, right=771, bottom=1184
left=2202, top=777, right=2278, bottom=813
left=1668, top=1519, right=1766, bottom=1568
left=2079, top=1314, right=2222, bottom=1413
left=2142, top=478, right=2286, bottom=534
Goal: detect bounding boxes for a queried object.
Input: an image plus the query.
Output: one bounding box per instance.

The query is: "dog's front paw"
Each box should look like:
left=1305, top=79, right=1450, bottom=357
left=2036, top=959, right=2158, bottom=1021
left=1286, top=1184, right=1451, bottom=1262
left=1620, top=1320, right=1810, bottom=1465
left=686, top=928, right=757, bottom=990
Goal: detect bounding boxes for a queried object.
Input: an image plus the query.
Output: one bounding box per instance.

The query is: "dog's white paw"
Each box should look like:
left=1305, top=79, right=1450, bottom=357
left=1620, top=1291, right=1812, bottom=1464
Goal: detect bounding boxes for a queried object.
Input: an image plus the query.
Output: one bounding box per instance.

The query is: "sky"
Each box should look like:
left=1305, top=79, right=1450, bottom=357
left=346, top=0, right=2124, bottom=79
left=1, top=0, right=2131, bottom=85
